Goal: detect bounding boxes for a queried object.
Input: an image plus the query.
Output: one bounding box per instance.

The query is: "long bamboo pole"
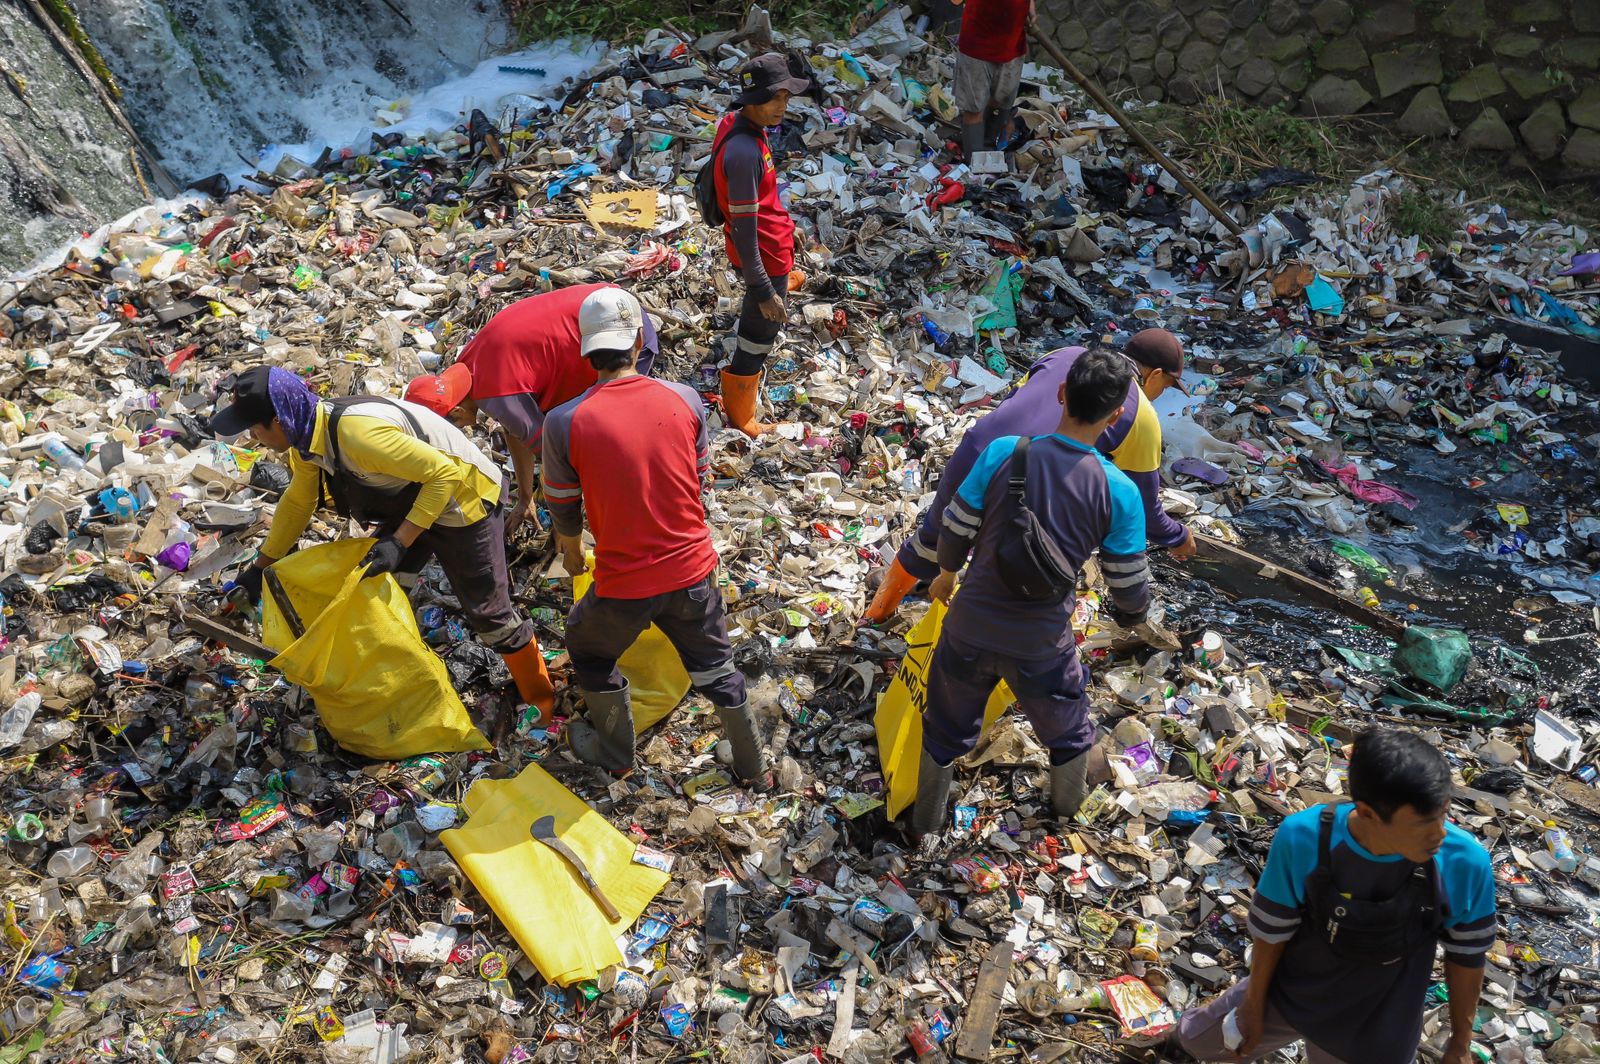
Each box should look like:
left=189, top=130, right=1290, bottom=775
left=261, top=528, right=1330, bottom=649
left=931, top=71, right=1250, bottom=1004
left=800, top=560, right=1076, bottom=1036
left=1029, top=28, right=1245, bottom=240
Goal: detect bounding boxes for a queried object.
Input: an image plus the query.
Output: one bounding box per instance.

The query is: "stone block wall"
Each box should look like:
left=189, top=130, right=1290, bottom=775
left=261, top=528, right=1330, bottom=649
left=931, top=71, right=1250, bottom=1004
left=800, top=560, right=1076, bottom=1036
left=1037, top=0, right=1600, bottom=174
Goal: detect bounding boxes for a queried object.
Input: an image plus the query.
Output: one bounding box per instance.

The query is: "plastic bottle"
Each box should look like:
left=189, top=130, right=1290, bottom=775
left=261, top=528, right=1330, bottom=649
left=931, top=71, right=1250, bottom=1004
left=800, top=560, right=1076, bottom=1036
left=1544, top=821, right=1578, bottom=873
left=40, top=437, right=85, bottom=471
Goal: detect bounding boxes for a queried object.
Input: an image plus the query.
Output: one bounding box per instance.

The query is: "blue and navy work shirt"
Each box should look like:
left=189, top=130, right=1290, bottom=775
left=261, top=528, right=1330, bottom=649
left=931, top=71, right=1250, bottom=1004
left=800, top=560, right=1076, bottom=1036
left=937, top=433, right=1150, bottom=658
left=1248, top=803, right=1497, bottom=1064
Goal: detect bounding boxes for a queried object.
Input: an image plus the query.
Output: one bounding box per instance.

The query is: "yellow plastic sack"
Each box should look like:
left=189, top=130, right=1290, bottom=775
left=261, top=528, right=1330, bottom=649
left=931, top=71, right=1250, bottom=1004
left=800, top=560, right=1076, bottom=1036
left=261, top=539, right=489, bottom=759
left=440, top=762, right=669, bottom=986
left=875, top=599, right=1013, bottom=820
left=571, top=567, right=691, bottom=732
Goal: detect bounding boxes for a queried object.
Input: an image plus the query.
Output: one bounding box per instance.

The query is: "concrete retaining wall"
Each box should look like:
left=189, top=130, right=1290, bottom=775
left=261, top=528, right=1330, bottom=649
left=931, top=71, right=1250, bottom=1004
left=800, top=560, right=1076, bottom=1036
left=1036, top=0, right=1600, bottom=174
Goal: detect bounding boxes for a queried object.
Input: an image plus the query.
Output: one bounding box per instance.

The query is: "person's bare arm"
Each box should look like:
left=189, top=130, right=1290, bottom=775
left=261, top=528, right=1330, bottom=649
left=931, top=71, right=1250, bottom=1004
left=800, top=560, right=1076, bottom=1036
left=1440, top=961, right=1485, bottom=1064
left=1235, top=938, right=1289, bottom=1056
left=504, top=433, right=537, bottom=534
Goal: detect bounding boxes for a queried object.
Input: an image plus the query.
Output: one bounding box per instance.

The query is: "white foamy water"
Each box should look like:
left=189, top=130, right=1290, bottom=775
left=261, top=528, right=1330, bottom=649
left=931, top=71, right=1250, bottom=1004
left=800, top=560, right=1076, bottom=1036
left=76, top=0, right=600, bottom=182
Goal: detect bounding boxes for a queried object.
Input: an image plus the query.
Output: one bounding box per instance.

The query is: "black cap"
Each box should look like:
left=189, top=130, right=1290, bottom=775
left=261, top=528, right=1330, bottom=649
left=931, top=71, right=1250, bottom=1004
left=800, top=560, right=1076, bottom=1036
left=733, top=53, right=812, bottom=106
left=208, top=366, right=277, bottom=437
left=1125, top=329, right=1190, bottom=395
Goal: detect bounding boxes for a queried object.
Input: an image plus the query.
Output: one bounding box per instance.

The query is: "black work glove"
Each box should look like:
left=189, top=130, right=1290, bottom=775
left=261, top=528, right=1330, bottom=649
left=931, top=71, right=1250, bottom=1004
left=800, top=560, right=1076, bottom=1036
left=1108, top=607, right=1148, bottom=629
left=228, top=564, right=264, bottom=606
left=360, top=536, right=408, bottom=578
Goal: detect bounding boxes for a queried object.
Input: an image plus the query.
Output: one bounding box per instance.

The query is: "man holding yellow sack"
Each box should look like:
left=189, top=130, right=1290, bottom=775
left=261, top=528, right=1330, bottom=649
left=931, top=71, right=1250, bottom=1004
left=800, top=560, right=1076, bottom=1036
left=209, top=366, right=556, bottom=718
left=542, top=288, right=769, bottom=784
left=910, top=349, right=1152, bottom=837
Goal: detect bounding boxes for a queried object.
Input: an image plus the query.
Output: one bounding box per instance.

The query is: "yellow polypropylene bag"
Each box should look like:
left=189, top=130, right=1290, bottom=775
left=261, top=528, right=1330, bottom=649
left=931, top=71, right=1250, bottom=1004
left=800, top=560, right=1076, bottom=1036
left=875, top=598, right=1014, bottom=820
left=440, top=762, right=669, bottom=986
left=261, top=539, right=489, bottom=759
left=571, top=567, right=691, bottom=732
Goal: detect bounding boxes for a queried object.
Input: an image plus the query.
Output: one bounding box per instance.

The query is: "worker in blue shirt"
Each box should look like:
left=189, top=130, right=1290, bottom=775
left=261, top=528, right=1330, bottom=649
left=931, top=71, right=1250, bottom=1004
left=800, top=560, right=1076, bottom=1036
left=911, top=348, right=1151, bottom=836
left=1179, top=729, right=1495, bottom=1064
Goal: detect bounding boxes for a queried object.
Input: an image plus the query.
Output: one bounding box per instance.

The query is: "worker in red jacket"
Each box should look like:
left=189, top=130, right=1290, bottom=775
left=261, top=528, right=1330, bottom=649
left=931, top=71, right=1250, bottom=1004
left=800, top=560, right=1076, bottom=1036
left=954, top=0, right=1035, bottom=162
left=711, top=53, right=810, bottom=437
left=403, top=283, right=658, bottom=533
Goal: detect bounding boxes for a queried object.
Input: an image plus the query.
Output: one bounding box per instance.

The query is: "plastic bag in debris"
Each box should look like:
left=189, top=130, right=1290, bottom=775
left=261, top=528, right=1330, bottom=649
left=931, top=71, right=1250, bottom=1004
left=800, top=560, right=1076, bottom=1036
left=439, top=761, right=669, bottom=986
left=1391, top=626, right=1472, bottom=695
left=572, top=565, right=691, bottom=732
left=261, top=538, right=489, bottom=758
left=875, top=597, right=1013, bottom=820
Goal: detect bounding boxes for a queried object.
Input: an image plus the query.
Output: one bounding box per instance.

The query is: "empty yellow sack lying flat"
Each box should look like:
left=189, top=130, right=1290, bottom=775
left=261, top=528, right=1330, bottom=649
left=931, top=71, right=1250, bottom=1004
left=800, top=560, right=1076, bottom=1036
left=261, top=538, right=489, bottom=759
left=875, top=598, right=1014, bottom=820
left=571, top=567, right=692, bottom=732
left=440, top=762, right=669, bottom=986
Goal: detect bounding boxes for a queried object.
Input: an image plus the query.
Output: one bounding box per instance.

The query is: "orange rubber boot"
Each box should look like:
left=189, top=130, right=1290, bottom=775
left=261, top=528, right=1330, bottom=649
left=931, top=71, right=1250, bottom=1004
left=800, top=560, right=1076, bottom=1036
left=501, top=638, right=556, bottom=721
left=720, top=369, right=779, bottom=438
left=863, top=558, right=918, bottom=624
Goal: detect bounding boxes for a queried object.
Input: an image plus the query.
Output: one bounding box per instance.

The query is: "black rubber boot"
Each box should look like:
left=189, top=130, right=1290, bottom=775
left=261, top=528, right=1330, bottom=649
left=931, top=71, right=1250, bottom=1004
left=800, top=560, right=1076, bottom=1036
left=1050, top=752, right=1090, bottom=820
left=716, top=697, right=771, bottom=788
left=910, top=750, right=955, bottom=838
left=567, top=682, right=635, bottom=772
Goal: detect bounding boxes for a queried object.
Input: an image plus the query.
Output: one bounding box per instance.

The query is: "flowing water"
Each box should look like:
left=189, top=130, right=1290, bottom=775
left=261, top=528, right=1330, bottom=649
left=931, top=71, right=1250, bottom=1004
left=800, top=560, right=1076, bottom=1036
left=1, top=0, right=595, bottom=271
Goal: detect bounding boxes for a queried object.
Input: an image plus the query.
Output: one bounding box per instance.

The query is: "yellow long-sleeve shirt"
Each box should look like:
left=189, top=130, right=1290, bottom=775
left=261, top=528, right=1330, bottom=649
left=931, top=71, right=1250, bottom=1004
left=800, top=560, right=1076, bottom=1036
left=264, top=399, right=502, bottom=560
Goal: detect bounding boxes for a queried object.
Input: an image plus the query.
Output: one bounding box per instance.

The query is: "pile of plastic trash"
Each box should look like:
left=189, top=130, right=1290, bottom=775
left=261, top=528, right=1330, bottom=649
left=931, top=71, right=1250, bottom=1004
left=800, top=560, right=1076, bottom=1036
left=1, top=6, right=1598, bottom=1062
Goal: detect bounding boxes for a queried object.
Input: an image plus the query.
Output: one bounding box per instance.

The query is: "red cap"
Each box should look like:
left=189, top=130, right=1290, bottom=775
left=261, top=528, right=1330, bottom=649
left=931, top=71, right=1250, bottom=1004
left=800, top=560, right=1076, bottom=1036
left=404, top=363, right=472, bottom=416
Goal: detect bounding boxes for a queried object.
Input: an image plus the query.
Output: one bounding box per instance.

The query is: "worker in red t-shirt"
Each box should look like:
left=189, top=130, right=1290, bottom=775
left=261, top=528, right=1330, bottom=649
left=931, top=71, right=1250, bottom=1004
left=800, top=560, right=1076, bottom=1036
left=712, top=52, right=811, bottom=438
left=542, top=288, right=770, bottom=785
left=403, top=283, right=658, bottom=534
left=954, top=0, right=1036, bottom=163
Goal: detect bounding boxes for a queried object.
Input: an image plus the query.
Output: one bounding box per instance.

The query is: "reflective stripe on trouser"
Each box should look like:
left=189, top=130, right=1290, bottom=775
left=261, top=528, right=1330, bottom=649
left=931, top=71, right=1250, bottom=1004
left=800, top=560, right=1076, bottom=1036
left=564, top=573, right=747, bottom=708
left=729, top=275, right=788, bottom=376
left=921, top=629, right=1093, bottom=766
left=392, top=503, right=533, bottom=652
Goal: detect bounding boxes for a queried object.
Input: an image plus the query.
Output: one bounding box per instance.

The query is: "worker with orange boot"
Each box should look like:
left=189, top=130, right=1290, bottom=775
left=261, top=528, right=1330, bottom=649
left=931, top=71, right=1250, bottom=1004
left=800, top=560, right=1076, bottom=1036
left=711, top=53, right=811, bottom=437
left=864, top=329, right=1197, bottom=625
left=210, top=366, right=556, bottom=720
left=542, top=289, right=769, bottom=784
left=402, top=283, right=659, bottom=534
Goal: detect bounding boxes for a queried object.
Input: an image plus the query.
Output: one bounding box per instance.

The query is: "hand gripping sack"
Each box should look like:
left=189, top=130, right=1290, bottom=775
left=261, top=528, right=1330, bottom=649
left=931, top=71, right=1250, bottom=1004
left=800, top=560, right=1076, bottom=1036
left=874, top=598, right=1014, bottom=819
left=261, top=539, right=489, bottom=759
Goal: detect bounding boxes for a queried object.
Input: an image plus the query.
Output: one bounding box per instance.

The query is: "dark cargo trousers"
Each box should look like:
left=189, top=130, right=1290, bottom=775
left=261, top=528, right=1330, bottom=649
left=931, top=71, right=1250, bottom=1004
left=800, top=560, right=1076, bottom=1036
left=564, top=573, right=747, bottom=708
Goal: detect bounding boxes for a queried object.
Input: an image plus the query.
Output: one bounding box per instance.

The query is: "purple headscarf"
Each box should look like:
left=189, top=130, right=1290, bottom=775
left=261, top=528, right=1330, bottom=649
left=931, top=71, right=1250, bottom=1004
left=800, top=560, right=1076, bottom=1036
left=267, top=367, right=320, bottom=455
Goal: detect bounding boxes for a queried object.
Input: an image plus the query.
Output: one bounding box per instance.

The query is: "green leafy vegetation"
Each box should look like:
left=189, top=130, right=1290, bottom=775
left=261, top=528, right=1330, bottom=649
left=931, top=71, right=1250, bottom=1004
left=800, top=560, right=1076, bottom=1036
left=39, top=0, right=120, bottom=99
left=1386, top=186, right=1463, bottom=245
left=506, top=0, right=859, bottom=45
left=1144, top=93, right=1599, bottom=240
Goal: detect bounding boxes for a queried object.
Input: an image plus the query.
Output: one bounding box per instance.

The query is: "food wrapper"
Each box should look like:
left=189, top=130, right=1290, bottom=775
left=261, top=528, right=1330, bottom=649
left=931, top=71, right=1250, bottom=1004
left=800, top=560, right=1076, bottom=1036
left=1099, top=975, right=1177, bottom=1040
left=951, top=855, right=1007, bottom=893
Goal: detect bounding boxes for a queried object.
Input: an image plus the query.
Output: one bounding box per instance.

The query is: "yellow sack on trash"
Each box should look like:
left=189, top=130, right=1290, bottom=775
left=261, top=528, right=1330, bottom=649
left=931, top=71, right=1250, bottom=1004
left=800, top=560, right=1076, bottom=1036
left=875, top=599, right=1013, bottom=820
left=440, top=762, right=669, bottom=986
left=571, top=566, right=691, bottom=732
left=261, top=539, right=489, bottom=759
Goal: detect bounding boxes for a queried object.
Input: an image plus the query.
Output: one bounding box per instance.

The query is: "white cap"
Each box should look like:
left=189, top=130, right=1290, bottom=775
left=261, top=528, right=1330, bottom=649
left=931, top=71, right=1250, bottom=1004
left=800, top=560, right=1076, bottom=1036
left=578, top=287, right=644, bottom=356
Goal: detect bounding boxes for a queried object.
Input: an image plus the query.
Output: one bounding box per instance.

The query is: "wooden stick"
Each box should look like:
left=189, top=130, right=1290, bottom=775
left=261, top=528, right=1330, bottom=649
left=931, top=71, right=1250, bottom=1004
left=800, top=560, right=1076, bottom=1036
left=1193, top=531, right=1408, bottom=638
left=1028, top=29, right=1245, bottom=240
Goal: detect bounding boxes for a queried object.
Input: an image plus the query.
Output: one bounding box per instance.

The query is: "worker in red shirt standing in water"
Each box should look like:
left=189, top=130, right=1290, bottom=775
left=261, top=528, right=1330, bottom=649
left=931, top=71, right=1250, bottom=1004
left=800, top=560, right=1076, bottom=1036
left=403, top=283, right=659, bottom=534
left=954, top=0, right=1035, bottom=163
left=712, top=53, right=811, bottom=437
left=542, top=289, right=771, bottom=785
